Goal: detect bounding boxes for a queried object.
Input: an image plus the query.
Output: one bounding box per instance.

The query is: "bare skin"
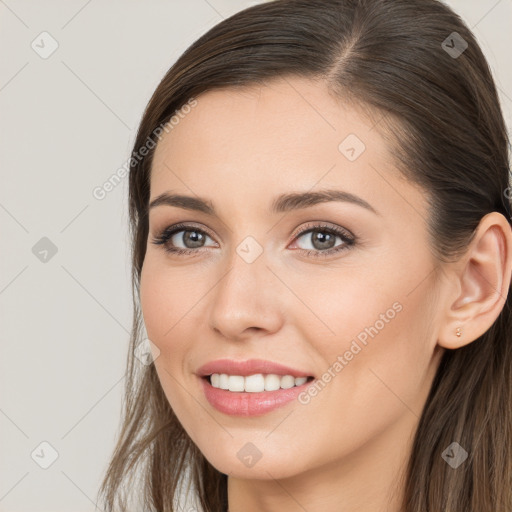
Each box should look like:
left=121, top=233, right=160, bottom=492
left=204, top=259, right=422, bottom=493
left=139, top=76, right=512, bottom=512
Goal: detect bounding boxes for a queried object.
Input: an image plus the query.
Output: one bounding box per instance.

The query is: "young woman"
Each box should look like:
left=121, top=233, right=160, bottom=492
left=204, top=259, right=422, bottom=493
left=98, top=1, right=512, bottom=510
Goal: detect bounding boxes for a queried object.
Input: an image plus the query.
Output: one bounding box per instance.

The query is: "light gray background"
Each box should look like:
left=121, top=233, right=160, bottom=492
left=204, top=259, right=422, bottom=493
left=1, top=1, right=511, bottom=510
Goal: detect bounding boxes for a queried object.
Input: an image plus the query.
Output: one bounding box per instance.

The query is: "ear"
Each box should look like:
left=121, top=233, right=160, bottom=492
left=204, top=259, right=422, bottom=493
left=438, top=212, right=512, bottom=349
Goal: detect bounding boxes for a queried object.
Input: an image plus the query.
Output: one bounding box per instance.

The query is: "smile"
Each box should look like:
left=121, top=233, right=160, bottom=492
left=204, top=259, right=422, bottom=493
left=200, top=374, right=315, bottom=417
left=208, top=373, right=312, bottom=392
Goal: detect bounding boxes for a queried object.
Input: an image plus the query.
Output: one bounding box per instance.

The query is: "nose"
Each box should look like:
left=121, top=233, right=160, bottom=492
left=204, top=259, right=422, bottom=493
left=207, top=245, right=284, bottom=342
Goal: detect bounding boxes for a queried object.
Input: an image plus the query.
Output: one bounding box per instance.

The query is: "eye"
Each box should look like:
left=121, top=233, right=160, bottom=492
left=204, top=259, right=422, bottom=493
left=151, top=223, right=217, bottom=256
left=289, top=222, right=356, bottom=258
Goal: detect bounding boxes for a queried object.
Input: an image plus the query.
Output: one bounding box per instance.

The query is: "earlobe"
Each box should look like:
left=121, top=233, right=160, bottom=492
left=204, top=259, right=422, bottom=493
left=438, top=212, right=512, bottom=350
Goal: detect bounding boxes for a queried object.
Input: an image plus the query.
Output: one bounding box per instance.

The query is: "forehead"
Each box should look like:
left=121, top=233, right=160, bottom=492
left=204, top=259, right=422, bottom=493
left=156, top=77, right=381, bottom=150
left=149, top=76, right=425, bottom=224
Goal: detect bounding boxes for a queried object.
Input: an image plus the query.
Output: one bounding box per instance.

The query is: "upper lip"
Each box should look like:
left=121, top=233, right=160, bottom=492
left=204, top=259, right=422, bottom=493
left=196, top=358, right=313, bottom=378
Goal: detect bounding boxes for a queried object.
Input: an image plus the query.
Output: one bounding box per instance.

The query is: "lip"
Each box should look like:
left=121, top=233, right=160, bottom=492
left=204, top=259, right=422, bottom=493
left=196, top=358, right=315, bottom=417
left=196, top=358, right=313, bottom=378
left=200, top=376, right=314, bottom=417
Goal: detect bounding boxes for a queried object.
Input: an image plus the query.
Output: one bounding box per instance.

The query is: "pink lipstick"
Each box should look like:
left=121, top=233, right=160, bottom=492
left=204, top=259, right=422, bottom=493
left=197, top=358, right=315, bottom=416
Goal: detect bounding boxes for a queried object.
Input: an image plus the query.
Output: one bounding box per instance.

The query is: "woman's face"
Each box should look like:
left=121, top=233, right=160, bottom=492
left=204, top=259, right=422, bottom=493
left=140, top=76, right=445, bottom=481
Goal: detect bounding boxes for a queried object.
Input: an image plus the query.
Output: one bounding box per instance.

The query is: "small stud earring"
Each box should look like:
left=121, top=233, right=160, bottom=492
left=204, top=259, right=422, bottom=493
left=456, top=327, right=462, bottom=337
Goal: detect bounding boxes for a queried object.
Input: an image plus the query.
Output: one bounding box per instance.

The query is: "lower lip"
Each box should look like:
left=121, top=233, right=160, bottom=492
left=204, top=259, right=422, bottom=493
left=200, top=377, right=312, bottom=417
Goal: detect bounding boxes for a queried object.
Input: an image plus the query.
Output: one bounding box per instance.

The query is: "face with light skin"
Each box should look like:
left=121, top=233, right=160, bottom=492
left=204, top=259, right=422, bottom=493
left=139, top=76, right=512, bottom=511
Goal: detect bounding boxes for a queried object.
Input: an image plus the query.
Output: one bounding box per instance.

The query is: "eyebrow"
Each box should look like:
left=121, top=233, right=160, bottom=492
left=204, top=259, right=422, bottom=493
left=149, top=189, right=379, bottom=216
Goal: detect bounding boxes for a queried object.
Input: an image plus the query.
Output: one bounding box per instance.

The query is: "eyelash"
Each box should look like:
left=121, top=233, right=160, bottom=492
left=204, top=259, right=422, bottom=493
left=150, top=222, right=356, bottom=259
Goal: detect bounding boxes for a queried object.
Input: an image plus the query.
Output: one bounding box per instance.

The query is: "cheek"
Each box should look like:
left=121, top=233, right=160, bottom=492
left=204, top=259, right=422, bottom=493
left=139, top=258, right=199, bottom=351
left=139, top=257, right=213, bottom=398
left=139, top=263, right=168, bottom=346
left=139, top=260, right=204, bottom=435
left=290, top=255, right=437, bottom=420
left=139, top=260, right=191, bottom=404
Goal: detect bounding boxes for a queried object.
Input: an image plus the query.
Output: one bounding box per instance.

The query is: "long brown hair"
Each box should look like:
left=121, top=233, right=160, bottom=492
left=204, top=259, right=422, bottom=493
left=97, top=1, right=512, bottom=510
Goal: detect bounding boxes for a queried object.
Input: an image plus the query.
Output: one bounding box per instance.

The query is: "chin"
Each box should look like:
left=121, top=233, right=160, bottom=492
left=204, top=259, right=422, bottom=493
left=195, top=438, right=312, bottom=481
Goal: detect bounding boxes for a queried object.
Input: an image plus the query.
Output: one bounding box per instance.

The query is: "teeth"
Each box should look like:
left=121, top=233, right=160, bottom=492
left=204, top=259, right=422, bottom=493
left=245, top=373, right=265, bottom=392
left=294, top=377, right=307, bottom=386
left=219, top=373, right=229, bottom=390
left=209, top=373, right=310, bottom=392
left=228, top=375, right=245, bottom=392
left=264, top=374, right=281, bottom=391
